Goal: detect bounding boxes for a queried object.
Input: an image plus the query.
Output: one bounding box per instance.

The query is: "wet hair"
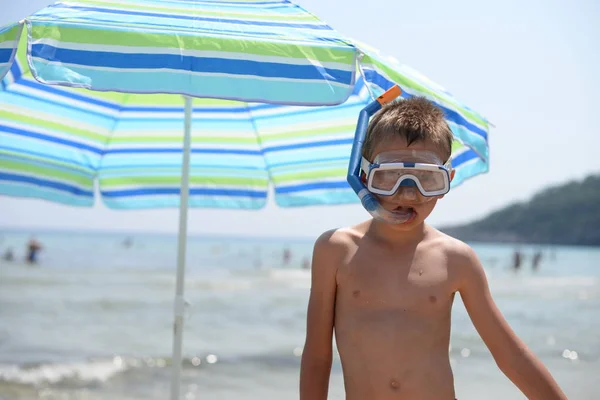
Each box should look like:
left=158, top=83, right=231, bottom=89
left=362, top=96, right=453, bottom=161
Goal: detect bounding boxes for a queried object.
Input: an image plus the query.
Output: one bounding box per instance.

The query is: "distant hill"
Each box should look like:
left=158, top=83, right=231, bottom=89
left=440, top=174, right=600, bottom=246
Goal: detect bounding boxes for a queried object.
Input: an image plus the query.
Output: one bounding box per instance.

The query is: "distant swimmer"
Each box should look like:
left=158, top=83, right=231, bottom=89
left=122, top=237, right=133, bottom=248
left=301, top=257, right=310, bottom=270
left=512, top=249, right=523, bottom=271
left=2, top=247, right=14, bottom=262
left=282, top=247, right=292, bottom=266
left=532, top=251, right=543, bottom=271
left=26, top=237, right=43, bottom=264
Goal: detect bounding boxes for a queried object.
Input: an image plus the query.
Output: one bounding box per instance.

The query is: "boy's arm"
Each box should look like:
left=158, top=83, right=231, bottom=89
left=454, top=243, right=567, bottom=400
left=299, top=230, right=341, bottom=400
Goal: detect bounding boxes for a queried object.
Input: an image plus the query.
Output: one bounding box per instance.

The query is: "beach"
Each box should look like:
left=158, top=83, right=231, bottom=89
left=0, top=231, right=598, bottom=399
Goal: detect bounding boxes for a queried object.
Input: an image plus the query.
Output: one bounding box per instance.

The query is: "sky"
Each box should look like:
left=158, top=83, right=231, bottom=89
left=0, top=0, right=599, bottom=238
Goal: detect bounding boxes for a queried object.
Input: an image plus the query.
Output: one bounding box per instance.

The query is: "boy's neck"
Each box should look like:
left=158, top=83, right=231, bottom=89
left=367, top=219, right=429, bottom=247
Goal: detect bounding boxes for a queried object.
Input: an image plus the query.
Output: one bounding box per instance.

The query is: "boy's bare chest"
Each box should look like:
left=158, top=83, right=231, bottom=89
left=336, top=247, right=456, bottom=315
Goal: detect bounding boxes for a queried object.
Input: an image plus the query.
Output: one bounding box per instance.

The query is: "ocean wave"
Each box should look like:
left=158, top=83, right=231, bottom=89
left=0, top=351, right=303, bottom=388
left=0, top=357, right=128, bottom=386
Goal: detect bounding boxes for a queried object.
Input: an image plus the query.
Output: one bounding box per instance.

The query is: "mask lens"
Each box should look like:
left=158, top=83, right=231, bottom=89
left=410, top=169, right=447, bottom=192
left=371, top=169, right=401, bottom=192
left=371, top=167, right=447, bottom=194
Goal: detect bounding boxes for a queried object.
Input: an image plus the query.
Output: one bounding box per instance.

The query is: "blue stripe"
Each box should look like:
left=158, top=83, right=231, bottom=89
left=363, top=69, right=488, bottom=140
left=0, top=124, right=104, bottom=154
left=0, top=171, right=94, bottom=197
left=0, top=49, right=13, bottom=63
left=29, top=60, right=354, bottom=106
left=276, top=181, right=350, bottom=194
left=31, top=45, right=352, bottom=82
left=0, top=183, right=94, bottom=206
left=101, top=187, right=267, bottom=198
left=60, top=5, right=333, bottom=30
left=105, top=148, right=262, bottom=156
left=264, top=138, right=353, bottom=153
left=9, top=57, right=22, bottom=81
left=452, top=148, right=479, bottom=166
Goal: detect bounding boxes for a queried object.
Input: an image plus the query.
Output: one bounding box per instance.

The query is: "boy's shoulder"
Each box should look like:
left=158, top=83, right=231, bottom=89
left=314, top=225, right=363, bottom=251
left=427, top=228, right=484, bottom=280
left=427, top=227, right=479, bottom=260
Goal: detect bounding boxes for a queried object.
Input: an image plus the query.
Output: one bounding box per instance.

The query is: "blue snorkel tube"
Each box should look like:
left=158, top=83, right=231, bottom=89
left=347, top=85, right=412, bottom=224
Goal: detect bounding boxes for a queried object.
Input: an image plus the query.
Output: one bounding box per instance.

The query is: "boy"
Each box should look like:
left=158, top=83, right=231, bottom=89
left=299, top=97, right=567, bottom=400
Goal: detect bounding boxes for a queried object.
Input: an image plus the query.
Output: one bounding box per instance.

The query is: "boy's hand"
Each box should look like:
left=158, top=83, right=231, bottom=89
left=299, top=230, right=344, bottom=400
left=453, top=242, right=568, bottom=400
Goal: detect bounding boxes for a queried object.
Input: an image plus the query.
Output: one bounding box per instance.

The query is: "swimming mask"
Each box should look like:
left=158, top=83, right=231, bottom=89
left=362, top=150, right=452, bottom=198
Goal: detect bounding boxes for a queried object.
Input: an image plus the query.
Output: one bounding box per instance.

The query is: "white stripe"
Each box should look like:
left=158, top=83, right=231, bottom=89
left=0, top=131, right=103, bottom=158
left=0, top=41, right=17, bottom=49
left=61, top=0, right=318, bottom=19
left=1, top=104, right=109, bottom=134
left=10, top=79, right=123, bottom=117
left=62, top=0, right=309, bottom=11
left=1, top=120, right=106, bottom=148
left=276, top=176, right=345, bottom=189
left=105, top=142, right=262, bottom=151
left=117, top=110, right=252, bottom=120
left=110, top=129, right=258, bottom=138
left=257, top=118, right=357, bottom=136
left=262, top=132, right=352, bottom=148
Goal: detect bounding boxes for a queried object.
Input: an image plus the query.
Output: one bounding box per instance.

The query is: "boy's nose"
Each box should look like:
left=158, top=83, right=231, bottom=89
left=394, top=186, right=418, bottom=201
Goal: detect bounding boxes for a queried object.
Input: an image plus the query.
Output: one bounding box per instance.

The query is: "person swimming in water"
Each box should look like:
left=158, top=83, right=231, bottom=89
left=300, top=96, right=566, bottom=400
left=26, top=237, right=43, bottom=264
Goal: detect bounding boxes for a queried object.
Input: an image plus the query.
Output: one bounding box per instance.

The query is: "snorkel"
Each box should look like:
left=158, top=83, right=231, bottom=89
left=347, top=85, right=416, bottom=224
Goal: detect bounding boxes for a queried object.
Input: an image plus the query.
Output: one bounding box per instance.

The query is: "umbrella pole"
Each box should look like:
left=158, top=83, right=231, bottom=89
left=170, top=95, right=193, bottom=400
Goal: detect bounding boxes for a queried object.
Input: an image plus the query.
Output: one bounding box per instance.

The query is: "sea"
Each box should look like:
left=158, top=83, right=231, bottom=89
left=0, top=230, right=598, bottom=400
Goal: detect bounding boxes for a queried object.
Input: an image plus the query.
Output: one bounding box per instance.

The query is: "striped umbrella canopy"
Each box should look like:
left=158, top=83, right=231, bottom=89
left=0, top=31, right=489, bottom=209
left=0, top=2, right=490, bottom=399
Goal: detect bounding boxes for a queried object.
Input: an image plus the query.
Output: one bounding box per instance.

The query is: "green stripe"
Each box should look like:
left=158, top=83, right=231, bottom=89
left=263, top=123, right=355, bottom=142
left=29, top=25, right=355, bottom=64
left=0, top=149, right=94, bottom=175
left=100, top=175, right=269, bottom=187
left=79, top=0, right=319, bottom=22
left=451, top=140, right=464, bottom=153
left=363, top=55, right=488, bottom=128
left=0, top=24, right=21, bottom=42
left=0, top=109, right=107, bottom=143
left=0, top=158, right=94, bottom=187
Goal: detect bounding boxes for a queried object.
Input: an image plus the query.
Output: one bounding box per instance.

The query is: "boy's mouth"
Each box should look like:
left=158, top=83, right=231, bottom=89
left=392, top=206, right=416, bottom=216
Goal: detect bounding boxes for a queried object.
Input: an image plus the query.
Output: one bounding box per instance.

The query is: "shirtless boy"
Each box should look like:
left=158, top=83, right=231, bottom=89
left=299, top=97, right=567, bottom=400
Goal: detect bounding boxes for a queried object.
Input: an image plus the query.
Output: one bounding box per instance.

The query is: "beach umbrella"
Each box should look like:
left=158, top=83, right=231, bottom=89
left=0, top=2, right=491, bottom=398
